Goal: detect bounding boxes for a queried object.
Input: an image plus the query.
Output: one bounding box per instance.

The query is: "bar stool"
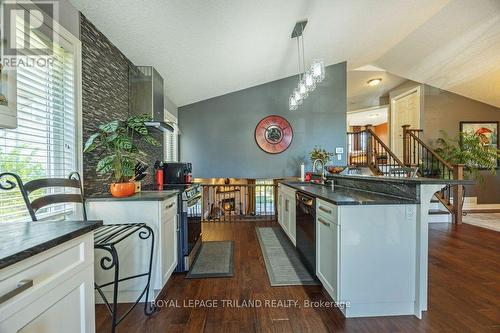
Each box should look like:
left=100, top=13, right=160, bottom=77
left=0, top=172, right=156, bottom=333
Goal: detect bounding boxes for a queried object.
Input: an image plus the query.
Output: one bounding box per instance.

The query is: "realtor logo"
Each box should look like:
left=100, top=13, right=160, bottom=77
left=1, top=0, right=58, bottom=57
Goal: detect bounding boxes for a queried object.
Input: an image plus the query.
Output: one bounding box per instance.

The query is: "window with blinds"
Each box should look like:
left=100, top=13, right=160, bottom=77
left=164, top=110, right=178, bottom=162
left=0, top=14, right=78, bottom=222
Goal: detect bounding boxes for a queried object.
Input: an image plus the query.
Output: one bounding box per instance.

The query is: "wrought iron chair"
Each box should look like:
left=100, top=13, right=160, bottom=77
left=0, top=171, right=87, bottom=221
left=0, top=172, right=156, bottom=333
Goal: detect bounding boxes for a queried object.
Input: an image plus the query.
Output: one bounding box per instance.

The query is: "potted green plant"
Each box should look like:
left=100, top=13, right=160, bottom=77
left=434, top=130, right=500, bottom=182
left=309, top=146, right=333, bottom=167
left=83, top=114, right=160, bottom=197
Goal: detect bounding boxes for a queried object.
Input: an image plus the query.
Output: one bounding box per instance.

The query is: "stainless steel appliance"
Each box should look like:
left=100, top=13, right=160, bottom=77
left=296, top=191, right=316, bottom=274
left=129, top=66, right=173, bottom=132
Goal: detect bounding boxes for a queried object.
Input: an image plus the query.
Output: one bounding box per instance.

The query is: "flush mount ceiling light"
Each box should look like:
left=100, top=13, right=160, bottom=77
left=367, top=78, right=382, bottom=86
left=288, top=20, right=325, bottom=111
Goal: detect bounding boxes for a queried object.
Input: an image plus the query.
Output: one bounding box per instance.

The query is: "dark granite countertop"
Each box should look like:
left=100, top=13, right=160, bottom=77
left=86, top=190, right=179, bottom=202
left=281, top=182, right=418, bottom=205
left=327, top=174, right=475, bottom=185
left=0, top=220, right=102, bottom=270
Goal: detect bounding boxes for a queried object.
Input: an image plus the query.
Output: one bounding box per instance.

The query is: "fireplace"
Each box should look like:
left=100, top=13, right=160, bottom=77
left=222, top=198, right=235, bottom=212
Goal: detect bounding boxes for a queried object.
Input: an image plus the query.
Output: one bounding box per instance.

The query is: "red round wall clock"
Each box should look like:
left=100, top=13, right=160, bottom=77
left=255, top=115, right=293, bottom=154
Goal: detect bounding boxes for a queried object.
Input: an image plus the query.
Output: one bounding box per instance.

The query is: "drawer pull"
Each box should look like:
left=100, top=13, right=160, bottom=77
left=319, top=206, right=332, bottom=214
left=318, top=218, right=330, bottom=227
left=0, top=279, right=33, bottom=304
left=165, top=202, right=175, bottom=209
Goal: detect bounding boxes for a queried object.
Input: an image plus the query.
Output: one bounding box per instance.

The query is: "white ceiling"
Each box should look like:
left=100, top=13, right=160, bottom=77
left=347, top=69, right=407, bottom=111
left=374, top=0, right=500, bottom=108
left=69, top=0, right=500, bottom=108
left=347, top=106, right=388, bottom=127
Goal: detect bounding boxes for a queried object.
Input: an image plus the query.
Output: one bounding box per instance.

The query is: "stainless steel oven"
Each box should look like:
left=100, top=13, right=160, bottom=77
left=185, top=192, right=202, bottom=258
left=296, top=191, right=316, bottom=274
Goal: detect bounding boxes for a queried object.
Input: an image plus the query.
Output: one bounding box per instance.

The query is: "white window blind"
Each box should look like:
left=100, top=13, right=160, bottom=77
left=0, top=15, right=78, bottom=222
left=164, top=110, right=178, bottom=162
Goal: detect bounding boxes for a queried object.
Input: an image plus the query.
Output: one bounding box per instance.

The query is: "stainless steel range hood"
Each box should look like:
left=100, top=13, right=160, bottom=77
left=129, top=66, right=173, bottom=132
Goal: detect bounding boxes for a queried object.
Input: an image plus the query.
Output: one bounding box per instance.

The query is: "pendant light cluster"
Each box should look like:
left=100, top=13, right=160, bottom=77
left=289, top=20, right=325, bottom=111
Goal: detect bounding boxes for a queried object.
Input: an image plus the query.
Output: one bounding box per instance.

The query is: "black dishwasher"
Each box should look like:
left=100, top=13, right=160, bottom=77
left=296, top=192, right=316, bottom=274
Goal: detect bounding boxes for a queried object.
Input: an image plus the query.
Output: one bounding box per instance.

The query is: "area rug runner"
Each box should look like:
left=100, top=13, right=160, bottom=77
left=256, top=227, right=318, bottom=286
left=186, top=241, right=234, bottom=278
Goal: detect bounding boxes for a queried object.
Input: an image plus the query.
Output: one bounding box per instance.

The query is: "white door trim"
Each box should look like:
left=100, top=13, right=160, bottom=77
left=390, top=85, right=421, bottom=155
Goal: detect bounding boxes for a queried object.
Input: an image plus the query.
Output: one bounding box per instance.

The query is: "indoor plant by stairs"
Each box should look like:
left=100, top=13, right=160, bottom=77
left=84, top=114, right=160, bottom=197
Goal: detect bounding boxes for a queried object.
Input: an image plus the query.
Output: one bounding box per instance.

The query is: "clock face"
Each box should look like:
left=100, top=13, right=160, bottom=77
left=255, top=115, right=293, bottom=154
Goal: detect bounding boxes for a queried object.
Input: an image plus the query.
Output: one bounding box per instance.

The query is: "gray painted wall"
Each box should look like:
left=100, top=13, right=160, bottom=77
left=179, top=62, right=347, bottom=179
left=423, top=85, right=500, bottom=204
left=389, top=80, right=500, bottom=204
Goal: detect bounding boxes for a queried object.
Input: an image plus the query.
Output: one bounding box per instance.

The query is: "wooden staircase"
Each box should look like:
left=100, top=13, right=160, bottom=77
left=347, top=125, right=465, bottom=223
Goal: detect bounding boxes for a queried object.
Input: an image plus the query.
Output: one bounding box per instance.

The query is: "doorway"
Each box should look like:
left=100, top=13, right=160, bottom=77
left=390, top=86, right=421, bottom=160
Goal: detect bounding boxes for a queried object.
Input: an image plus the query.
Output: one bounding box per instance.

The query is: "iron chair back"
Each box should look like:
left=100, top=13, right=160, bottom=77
left=0, top=172, right=87, bottom=221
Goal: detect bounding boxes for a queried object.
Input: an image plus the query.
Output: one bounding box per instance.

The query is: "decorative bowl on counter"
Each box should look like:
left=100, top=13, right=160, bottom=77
left=327, top=166, right=346, bottom=174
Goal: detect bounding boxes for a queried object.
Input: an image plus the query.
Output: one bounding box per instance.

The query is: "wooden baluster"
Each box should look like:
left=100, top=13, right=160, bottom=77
left=452, top=164, right=465, bottom=224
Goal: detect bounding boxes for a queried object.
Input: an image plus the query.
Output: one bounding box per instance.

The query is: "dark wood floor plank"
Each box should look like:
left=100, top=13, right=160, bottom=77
left=95, top=221, right=500, bottom=333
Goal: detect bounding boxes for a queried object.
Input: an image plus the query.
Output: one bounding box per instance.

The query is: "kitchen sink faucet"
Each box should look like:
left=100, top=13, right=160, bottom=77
left=312, top=159, right=326, bottom=184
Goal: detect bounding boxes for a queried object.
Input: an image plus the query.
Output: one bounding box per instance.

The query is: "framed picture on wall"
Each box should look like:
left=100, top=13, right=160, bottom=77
left=460, top=121, right=499, bottom=168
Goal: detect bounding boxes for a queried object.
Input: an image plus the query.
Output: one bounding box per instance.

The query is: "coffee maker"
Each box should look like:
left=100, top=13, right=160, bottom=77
left=156, top=162, right=192, bottom=184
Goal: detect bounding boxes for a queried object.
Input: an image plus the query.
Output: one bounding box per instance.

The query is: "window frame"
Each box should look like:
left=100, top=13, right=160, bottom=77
left=0, top=5, right=82, bottom=222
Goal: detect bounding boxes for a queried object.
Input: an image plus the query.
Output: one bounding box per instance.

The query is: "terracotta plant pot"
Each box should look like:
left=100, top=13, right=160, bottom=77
left=110, top=182, right=136, bottom=198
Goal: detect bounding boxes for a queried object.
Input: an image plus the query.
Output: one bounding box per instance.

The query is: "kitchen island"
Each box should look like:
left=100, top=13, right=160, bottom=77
left=0, top=220, right=102, bottom=332
left=278, top=174, right=471, bottom=319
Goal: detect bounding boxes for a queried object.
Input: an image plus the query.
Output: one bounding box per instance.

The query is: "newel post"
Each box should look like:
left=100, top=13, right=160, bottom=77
left=366, top=125, right=374, bottom=166
left=452, top=164, right=465, bottom=224
left=402, top=125, right=411, bottom=166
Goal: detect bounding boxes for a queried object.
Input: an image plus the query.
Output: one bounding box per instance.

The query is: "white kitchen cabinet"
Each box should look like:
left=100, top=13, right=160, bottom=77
left=160, top=199, right=178, bottom=286
left=86, top=194, right=178, bottom=303
left=316, top=199, right=339, bottom=302
left=0, top=234, right=95, bottom=333
left=314, top=198, right=419, bottom=318
left=277, top=184, right=296, bottom=245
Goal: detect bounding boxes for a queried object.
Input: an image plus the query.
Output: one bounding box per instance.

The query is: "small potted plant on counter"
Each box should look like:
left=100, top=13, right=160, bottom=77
left=84, top=114, right=160, bottom=197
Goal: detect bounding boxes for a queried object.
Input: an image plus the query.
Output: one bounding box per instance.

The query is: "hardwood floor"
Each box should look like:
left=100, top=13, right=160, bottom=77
left=95, top=221, right=500, bottom=333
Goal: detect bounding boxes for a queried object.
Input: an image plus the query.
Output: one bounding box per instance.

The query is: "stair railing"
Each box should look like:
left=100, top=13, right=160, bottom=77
left=347, top=126, right=405, bottom=175
left=402, top=125, right=465, bottom=223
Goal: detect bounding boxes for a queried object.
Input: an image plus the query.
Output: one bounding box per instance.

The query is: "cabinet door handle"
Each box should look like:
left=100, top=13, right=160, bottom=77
left=175, top=214, right=180, bottom=231
left=285, top=199, right=289, bottom=212
left=166, top=202, right=175, bottom=209
left=318, top=218, right=330, bottom=227
left=319, top=206, right=332, bottom=214
left=0, top=279, right=33, bottom=304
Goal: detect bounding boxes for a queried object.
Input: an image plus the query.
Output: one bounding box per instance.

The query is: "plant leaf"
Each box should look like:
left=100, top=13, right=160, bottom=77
left=96, top=155, right=116, bottom=175
left=99, top=120, right=120, bottom=133
left=83, top=133, right=100, bottom=153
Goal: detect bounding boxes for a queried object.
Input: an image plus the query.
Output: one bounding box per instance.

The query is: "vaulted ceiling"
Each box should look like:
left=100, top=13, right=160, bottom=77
left=69, top=0, right=500, bottom=108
